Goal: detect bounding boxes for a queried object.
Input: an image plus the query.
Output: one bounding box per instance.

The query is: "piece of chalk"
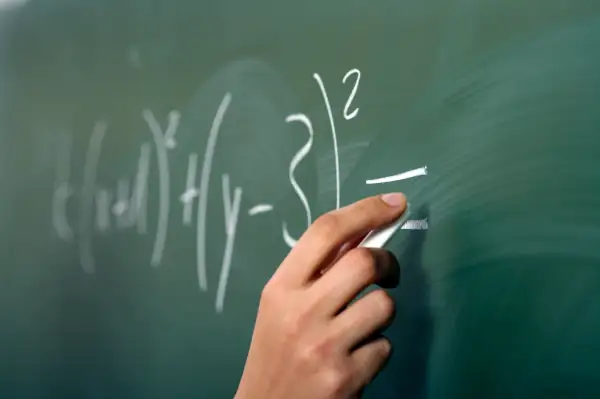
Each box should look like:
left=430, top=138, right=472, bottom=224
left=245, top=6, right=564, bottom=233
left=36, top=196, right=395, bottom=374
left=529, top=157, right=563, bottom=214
left=359, top=202, right=411, bottom=249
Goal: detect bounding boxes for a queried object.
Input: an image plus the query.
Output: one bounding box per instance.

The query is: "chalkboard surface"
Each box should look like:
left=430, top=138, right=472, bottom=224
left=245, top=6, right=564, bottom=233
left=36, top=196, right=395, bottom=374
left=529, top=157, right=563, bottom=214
left=1, top=1, right=600, bottom=398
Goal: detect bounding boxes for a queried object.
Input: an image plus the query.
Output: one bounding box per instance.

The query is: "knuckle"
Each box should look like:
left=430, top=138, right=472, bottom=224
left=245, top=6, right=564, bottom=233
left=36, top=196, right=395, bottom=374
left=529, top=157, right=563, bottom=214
left=297, top=334, right=339, bottom=372
left=311, top=213, right=341, bottom=238
left=347, top=248, right=378, bottom=281
left=355, top=196, right=385, bottom=217
left=297, top=341, right=324, bottom=368
left=321, top=367, right=350, bottom=397
left=280, top=313, right=305, bottom=339
left=316, top=334, right=336, bottom=357
left=259, top=280, right=280, bottom=305
left=308, top=336, right=334, bottom=362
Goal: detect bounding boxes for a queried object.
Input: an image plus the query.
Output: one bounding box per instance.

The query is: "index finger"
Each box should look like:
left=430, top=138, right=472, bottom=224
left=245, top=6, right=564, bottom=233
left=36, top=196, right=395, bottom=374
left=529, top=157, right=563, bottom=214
left=276, top=193, right=407, bottom=286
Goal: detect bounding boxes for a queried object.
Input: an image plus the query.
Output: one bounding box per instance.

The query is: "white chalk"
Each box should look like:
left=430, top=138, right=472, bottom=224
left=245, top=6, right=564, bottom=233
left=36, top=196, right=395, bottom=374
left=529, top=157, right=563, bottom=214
left=366, top=166, right=427, bottom=185
left=359, top=202, right=411, bottom=249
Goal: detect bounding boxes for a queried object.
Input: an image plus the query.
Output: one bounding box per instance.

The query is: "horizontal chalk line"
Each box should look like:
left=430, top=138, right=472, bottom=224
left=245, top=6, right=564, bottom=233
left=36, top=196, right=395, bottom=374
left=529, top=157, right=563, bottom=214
left=248, top=204, right=273, bottom=216
left=401, top=219, right=428, bottom=230
left=366, top=166, right=427, bottom=185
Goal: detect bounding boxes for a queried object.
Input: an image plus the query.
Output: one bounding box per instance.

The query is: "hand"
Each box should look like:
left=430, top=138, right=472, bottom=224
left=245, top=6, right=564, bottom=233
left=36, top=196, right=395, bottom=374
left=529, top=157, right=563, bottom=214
left=235, top=193, right=407, bottom=399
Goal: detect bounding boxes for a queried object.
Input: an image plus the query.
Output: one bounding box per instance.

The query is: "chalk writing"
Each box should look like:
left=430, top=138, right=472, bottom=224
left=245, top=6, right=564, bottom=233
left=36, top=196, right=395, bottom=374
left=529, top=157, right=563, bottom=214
left=216, top=173, right=243, bottom=313
left=181, top=153, right=199, bottom=225
left=197, top=93, right=232, bottom=291
left=313, top=73, right=341, bottom=210
left=48, top=68, right=428, bottom=313
left=282, top=113, right=314, bottom=248
left=248, top=204, right=273, bottom=216
left=108, top=145, right=151, bottom=232
left=401, top=219, right=428, bottom=230
left=132, top=143, right=151, bottom=234
left=95, top=188, right=112, bottom=232
left=113, top=178, right=130, bottom=228
left=342, top=68, right=361, bottom=120
left=143, top=109, right=180, bottom=267
left=366, top=166, right=428, bottom=185
left=52, top=131, right=74, bottom=242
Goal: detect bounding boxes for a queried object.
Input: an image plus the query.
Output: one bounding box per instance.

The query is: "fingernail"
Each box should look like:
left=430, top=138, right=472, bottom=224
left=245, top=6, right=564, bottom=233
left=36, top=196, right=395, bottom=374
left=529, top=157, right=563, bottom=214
left=380, top=193, right=406, bottom=207
left=382, top=338, right=392, bottom=353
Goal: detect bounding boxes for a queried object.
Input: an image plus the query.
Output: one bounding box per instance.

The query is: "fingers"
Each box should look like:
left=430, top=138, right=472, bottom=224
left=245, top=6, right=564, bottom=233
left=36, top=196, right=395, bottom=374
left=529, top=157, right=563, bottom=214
left=240, top=195, right=405, bottom=399
left=311, top=248, right=400, bottom=315
left=349, top=336, right=392, bottom=391
left=332, top=289, right=396, bottom=350
left=317, top=232, right=369, bottom=277
left=277, top=193, right=407, bottom=286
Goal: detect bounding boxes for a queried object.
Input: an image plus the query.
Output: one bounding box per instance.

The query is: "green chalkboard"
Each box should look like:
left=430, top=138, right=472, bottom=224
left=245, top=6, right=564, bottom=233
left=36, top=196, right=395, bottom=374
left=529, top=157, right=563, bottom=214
left=1, top=0, right=600, bottom=398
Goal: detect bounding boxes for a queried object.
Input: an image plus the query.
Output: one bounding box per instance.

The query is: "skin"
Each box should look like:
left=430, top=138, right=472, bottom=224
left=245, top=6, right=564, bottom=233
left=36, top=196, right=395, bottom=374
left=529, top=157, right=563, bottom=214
left=235, top=193, right=407, bottom=399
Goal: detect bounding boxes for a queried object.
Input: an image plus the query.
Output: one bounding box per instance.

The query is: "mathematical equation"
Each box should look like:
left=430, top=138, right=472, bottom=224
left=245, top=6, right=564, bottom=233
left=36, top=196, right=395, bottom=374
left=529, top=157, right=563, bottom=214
left=50, top=68, right=428, bottom=313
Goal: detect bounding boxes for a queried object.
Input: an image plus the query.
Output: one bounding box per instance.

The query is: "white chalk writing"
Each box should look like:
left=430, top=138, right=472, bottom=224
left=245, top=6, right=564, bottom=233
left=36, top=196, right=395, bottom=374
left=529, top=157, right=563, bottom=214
left=282, top=113, right=314, bottom=248
left=47, top=68, right=428, bottom=314
left=197, top=93, right=232, bottom=291
left=143, top=109, right=180, bottom=267
left=215, top=173, right=243, bottom=313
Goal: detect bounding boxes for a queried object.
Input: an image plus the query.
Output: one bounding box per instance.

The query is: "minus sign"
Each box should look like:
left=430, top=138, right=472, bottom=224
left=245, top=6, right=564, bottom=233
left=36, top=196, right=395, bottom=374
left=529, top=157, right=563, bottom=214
left=248, top=204, right=274, bottom=216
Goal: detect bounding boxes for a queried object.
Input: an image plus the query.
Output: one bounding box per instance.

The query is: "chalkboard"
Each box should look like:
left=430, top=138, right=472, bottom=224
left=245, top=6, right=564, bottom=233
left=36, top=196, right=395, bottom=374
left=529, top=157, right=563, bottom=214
left=1, top=1, right=600, bottom=398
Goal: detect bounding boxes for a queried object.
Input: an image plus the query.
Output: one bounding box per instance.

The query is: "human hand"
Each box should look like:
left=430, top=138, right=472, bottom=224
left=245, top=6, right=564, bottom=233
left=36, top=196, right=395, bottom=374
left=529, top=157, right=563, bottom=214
left=235, top=193, right=407, bottom=399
